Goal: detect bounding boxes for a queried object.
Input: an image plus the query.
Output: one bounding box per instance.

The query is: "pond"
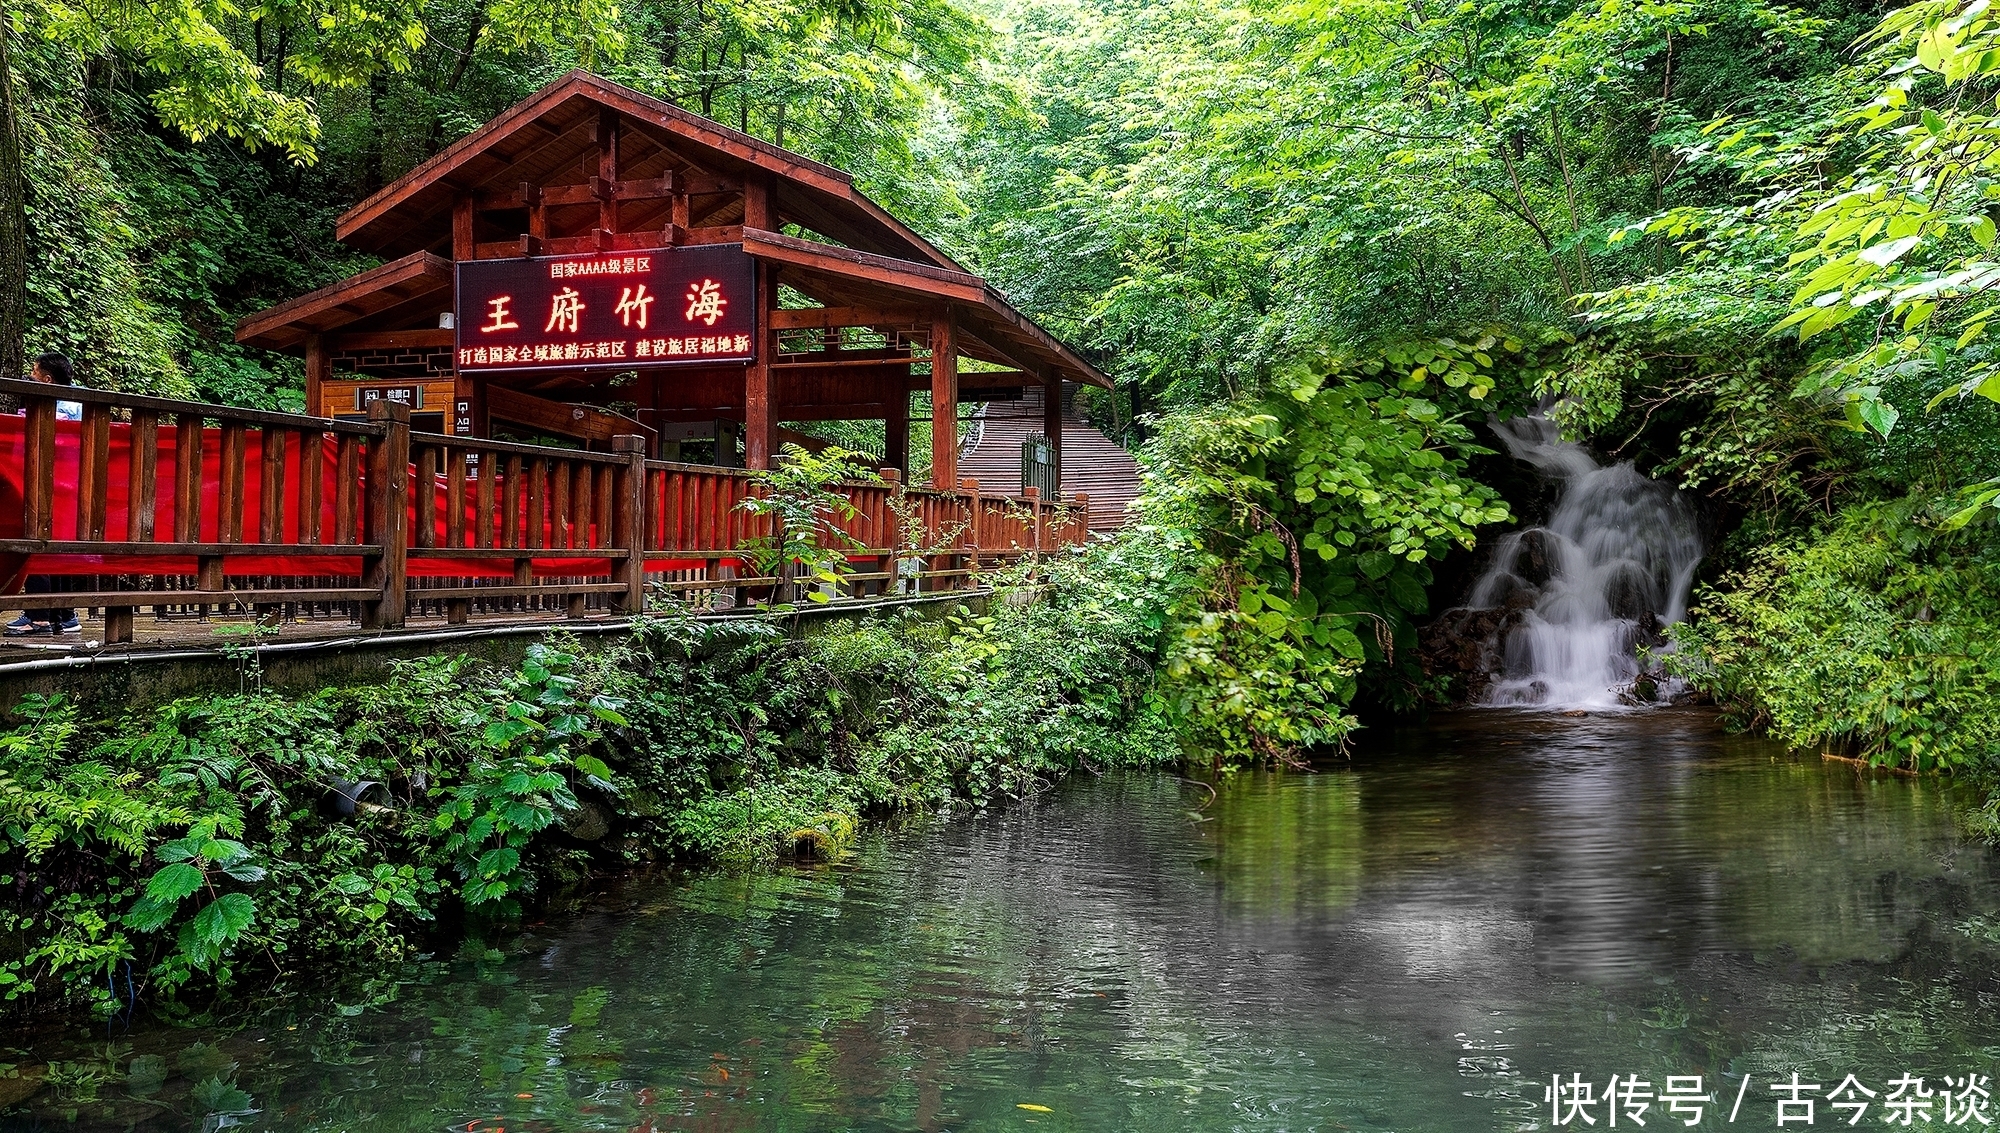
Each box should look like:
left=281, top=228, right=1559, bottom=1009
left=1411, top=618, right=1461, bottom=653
left=9, top=708, right=2000, bottom=1131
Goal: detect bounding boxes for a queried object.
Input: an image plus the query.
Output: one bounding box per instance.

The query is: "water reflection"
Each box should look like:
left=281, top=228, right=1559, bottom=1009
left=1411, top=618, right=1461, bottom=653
left=8, top=709, right=2000, bottom=1132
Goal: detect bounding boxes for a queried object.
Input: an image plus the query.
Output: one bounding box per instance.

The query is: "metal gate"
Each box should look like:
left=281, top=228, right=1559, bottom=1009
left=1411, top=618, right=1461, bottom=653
left=1022, top=434, right=1058, bottom=498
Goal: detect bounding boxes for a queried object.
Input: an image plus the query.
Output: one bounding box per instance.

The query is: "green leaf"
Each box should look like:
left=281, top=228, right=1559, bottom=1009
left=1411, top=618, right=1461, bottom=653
left=144, top=862, right=205, bottom=903
left=1388, top=571, right=1430, bottom=614
left=189, top=892, right=256, bottom=948
left=124, top=897, right=176, bottom=933
left=1857, top=393, right=1901, bottom=437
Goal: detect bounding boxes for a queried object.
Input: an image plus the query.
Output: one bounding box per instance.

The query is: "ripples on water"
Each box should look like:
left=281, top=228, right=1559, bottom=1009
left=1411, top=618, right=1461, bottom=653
left=8, top=710, right=2000, bottom=1132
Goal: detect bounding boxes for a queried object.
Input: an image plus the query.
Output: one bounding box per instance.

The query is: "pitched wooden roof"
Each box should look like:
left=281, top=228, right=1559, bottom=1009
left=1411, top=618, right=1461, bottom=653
left=241, top=72, right=1109, bottom=388
left=337, top=71, right=959, bottom=271
left=236, top=253, right=452, bottom=351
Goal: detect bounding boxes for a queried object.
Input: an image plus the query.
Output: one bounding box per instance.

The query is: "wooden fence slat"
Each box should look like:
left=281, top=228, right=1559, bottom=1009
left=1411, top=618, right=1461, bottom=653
left=527, top=458, right=547, bottom=550
left=413, top=444, right=438, bottom=550
left=475, top=455, right=495, bottom=549
left=20, top=398, right=53, bottom=541
left=335, top=434, right=362, bottom=545
left=594, top=463, right=613, bottom=549
left=552, top=459, right=572, bottom=549
left=259, top=427, right=287, bottom=545
left=127, top=413, right=157, bottom=542
left=569, top=462, right=591, bottom=550
left=502, top=455, right=524, bottom=549
left=76, top=403, right=111, bottom=541
left=218, top=422, right=247, bottom=544
left=446, top=448, right=468, bottom=549
left=297, top=429, right=323, bottom=545
left=174, top=413, right=203, bottom=543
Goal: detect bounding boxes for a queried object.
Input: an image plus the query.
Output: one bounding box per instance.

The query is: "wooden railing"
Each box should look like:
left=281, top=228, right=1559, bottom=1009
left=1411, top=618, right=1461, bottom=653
left=0, top=379, right=1090, bottom=642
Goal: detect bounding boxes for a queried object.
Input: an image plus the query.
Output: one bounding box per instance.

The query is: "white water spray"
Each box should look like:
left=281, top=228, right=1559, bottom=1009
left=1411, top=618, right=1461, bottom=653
left=1463, top=416, right=1703, bottom=709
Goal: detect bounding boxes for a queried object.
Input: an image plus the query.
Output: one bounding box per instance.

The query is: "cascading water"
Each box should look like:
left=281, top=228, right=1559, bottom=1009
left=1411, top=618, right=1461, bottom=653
left=1455, top=415, right=1703, bottom=709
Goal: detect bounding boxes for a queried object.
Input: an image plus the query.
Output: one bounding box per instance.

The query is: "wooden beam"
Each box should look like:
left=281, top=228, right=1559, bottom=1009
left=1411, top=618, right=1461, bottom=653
left=608, top=226, right=684, bottom=251
left=769, top=306, right=931, bottom=330
left=745, top=262, right=776, bottom=469
left=473, top=184, right=541, bottom=211
left=235, top=252, right=454, bottom=350
left=772, top=356, right=917, bottom=371
left=672, top=183, right=692, bottom=237
left=1043, top=376, right=1062, bottom=494
left=597, top=107, right=619, bottom=236
left=681, top=224, right=742, bottom=246
left=486, top=384, right=649, bottom=443
left=473, top=237, right=544, bottom=259
left=743, top=172, right=772, bottom=231
left=905, top=370, right=1034, bottom=390
left=614, top=174, right=674, bottom=201
left=931, top=313, right=957, bottom=490
left=739, top=228, right=985, bottom=303
left=329, top=328, right=454, bottom=351
left=305, top=334, right=329, bottom=417
left=452, top=195, right=474, bottom=260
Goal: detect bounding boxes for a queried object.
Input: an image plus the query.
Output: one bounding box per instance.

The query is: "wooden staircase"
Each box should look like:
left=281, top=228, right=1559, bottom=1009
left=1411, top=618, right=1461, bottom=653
left=959, top=385, right=1141, bottom=531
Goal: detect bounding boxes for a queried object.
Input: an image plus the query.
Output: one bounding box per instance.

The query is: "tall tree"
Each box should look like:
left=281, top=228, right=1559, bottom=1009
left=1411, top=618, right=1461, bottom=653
left=0, top=9, right=27, bottom=381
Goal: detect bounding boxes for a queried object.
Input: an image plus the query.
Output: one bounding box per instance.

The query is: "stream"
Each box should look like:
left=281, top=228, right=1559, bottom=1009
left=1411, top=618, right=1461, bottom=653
left=8, top=709, right=2000, bottom=1131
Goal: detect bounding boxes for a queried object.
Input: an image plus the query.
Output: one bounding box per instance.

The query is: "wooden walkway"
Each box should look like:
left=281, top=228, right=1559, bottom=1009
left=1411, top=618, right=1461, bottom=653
left=0, top=379, right=1090, bottom=645
left=961, top=385, right=1141, bottom=531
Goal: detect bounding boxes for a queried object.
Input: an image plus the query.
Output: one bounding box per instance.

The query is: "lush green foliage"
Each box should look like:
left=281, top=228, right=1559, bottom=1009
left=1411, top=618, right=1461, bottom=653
left=5, top=0, right=991, bottom=395
left=0, top=567, right=1175, bottom=1021
left=1131, top=339, right=1517, bottom=764
left=737, top=444, right=880, bottom=603
left=20, top=0, right=2000, bottom=846
left=1671, top=497, right=2000, bottom=775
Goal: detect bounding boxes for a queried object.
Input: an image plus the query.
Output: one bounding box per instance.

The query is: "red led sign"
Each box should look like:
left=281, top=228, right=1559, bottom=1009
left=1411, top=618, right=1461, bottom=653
left=454, top=243, right=757, bottom=373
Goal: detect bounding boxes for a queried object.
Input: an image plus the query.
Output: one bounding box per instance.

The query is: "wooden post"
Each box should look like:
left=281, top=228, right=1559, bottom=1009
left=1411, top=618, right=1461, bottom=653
left=1042, top=377, right=1063, bottom=496
left=77, top=403, right=110, bottom=540
left=361, top=400, right=410, bottom=630
left=127, top=413, right=157, bottom=542
left=745, top=262, right=776, bottom=469
left=452, top=194, right=474, bottom=261
left=595, top=108, right=620, bottom=238
left=961, top=477, right=981, bottom=574
left=305, top=334, right=329, bottom=418
left=1026, top=485, right=1043, bottom=556
left=929, top=314, right=957, bottom=489
left=879, top=467, right=902, bottom=596
left=613, top=434, right=648, bottom=614
left=21, top=395, right=51, bottom=539
left=883, top=394, right=908, bottom=480
left=528, top=183, right=548, bottom=246
left=742, top=172, right=772, bottom=231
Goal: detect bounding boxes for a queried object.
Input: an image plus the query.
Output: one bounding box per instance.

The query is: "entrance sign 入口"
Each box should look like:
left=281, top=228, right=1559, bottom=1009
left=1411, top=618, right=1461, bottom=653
left=455, top=243, right=757, bottom=373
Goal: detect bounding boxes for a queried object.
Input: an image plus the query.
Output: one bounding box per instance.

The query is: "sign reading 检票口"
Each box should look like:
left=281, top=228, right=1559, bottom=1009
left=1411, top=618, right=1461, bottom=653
left=454, top=244, right=756, bottom=373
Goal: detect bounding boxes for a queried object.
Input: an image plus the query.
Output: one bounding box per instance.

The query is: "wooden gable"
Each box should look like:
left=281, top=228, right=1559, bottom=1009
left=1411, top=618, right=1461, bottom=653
left=237, top=71, right=1110, bottom=391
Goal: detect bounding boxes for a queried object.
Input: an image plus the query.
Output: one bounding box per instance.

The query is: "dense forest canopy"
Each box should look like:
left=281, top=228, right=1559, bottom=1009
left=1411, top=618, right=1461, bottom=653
left=5, top=0, right=2000, bottom=768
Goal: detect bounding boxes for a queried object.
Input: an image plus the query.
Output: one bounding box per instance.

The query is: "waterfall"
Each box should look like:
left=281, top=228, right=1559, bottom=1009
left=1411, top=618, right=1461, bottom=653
left=1460, top=415, right=1703, bottom=709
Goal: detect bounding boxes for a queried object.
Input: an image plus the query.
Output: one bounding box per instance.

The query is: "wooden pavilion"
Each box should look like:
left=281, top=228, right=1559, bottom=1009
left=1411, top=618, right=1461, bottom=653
left=235, top=71, right=1109, bottom=494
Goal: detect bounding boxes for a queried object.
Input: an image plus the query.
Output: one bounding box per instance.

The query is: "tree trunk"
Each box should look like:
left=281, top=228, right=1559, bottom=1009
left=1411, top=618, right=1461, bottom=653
left=0, top=8, right=29, bottom=381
